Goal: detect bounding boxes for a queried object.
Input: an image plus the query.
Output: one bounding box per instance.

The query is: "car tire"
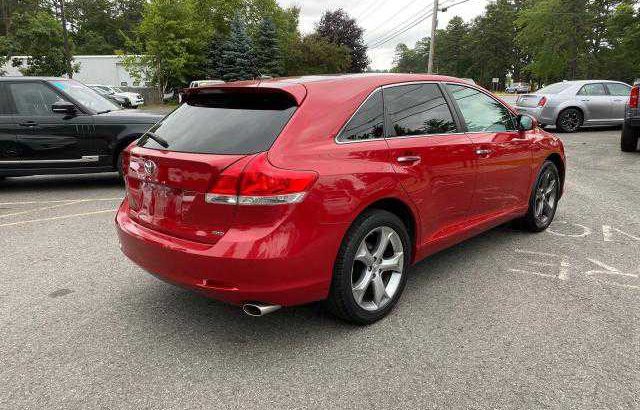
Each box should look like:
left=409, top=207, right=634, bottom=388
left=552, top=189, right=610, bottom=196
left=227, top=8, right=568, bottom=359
left=516, top=161, right=561, bottom=232
left=556, top=108, right=583, bottom=133
left=621, top=122, right=639, bottom=152
left=326, top=209, right=411, bottom=325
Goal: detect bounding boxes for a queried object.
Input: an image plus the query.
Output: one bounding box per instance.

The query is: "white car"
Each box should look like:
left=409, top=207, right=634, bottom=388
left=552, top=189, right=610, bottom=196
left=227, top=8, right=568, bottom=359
left=88, top=84, right=145, bottom=108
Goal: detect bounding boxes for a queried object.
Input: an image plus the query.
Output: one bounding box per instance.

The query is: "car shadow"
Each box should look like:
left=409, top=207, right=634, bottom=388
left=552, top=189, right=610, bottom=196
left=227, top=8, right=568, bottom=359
left=118, top=223, right=523, bottom=352
left=0, top=173, right=123, bottom=193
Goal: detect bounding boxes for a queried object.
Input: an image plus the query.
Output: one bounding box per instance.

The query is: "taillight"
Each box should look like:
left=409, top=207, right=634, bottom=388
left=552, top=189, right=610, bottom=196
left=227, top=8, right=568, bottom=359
left=537, top=96, right=547, bottom=107
left=206, top=153, right=318, bottom=206
left=630, top=85, right=639, bottom=109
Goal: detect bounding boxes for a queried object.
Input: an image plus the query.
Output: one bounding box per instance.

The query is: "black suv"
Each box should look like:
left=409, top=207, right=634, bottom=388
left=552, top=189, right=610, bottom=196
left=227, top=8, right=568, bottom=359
left=0, top=77, right=164, bottom=178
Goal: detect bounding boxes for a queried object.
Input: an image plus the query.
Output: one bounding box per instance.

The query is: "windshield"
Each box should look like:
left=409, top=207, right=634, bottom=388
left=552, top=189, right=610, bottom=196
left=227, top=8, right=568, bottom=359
left=537, top=82, right=572, bottom=94
left=50, top=80, right=121, bottom=113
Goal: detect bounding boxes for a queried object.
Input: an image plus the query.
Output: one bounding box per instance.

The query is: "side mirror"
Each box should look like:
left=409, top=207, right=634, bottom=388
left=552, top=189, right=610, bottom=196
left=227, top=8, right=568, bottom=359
left=517, top=114, right=537, bottom=131
left=52, top=101, right=77, bottom=115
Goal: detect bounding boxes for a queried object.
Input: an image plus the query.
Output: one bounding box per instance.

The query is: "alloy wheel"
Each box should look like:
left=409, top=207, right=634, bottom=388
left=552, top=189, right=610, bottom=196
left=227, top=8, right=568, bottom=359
left=351, top=226, right=404, bottom=311
left=534, top=168, right=558, bottom=226
left=560, top=110, right=581, bottom=132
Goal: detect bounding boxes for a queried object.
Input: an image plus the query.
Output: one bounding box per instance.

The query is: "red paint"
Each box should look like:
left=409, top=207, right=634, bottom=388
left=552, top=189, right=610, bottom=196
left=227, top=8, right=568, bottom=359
left=116, top=74, right=565, bottom=307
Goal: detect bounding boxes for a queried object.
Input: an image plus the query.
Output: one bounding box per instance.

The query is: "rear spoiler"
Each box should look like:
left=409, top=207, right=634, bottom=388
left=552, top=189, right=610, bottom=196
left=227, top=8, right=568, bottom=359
left=183, top=82, right=307, bottom=106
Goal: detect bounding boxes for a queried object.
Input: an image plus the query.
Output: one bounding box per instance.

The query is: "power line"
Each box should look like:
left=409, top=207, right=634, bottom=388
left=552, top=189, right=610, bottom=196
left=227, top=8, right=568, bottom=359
left=356, top=0, right=389, bottom=21
left=366, top=7, right=432, bottom=47
left=365, top=0, right=458, bottom=48
left=368, top=10, right=434, bottom=49
left=368, top=0, right=428, bottom=42
left=363, top=0, right=423, bottom=40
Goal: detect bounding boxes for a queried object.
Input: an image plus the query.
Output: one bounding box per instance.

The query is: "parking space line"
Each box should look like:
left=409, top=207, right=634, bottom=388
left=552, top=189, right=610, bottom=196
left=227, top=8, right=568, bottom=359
left=0, top=209, right=117, bottom=228
left=0, top=200, right=84, bottom=219
left=0, top=198, right=123, bottom=206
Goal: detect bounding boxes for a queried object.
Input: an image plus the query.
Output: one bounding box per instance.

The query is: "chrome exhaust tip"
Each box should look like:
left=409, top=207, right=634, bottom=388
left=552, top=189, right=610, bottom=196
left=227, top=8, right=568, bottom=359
left=242, top=303, right=282, bottom=317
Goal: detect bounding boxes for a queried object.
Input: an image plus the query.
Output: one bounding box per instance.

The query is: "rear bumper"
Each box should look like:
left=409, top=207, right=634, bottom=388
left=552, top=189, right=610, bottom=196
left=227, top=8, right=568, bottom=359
left=625, top=108, right=640, bottom=127
left=115, top=200, right=345, bottom=307
left=515, top=105, right=555, bottom=125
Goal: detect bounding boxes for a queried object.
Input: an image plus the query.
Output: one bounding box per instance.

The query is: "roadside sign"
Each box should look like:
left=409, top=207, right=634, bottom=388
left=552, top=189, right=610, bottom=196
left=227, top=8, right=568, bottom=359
left=492, top=78, right=499, bottom=83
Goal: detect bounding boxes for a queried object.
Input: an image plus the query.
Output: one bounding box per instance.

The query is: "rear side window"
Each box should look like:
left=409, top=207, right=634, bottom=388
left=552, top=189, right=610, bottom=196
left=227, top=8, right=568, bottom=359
left=139, top=91, right=297, bottom=155
left=337, top=89, right=384, bottom=142
left=578, top=83, right=606, bottom=96
left=384, top=83, right=457, bottom=137
left=606, top=83, right=631, bottom=96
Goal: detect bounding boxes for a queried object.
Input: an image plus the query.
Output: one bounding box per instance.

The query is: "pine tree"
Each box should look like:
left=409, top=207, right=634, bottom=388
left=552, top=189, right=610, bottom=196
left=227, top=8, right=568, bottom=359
left=254, top=18, right=283, bottom=77
left=206, top=32, right=225, bottom=79
left=219, top=15, right=258, bottom=82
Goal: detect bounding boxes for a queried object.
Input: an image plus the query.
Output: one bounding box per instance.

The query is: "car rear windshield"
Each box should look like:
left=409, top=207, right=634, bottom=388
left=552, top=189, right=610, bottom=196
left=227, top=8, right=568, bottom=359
left=138, top=90, right=298, bottom=155
left=537, top=82, right=571, bottom=94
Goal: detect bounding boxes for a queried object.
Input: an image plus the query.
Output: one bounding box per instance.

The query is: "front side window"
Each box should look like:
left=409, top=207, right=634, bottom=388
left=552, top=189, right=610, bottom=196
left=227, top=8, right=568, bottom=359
left=49, top=80, right=121, bottom=113
left=9, top=82, right=65, bottom=116
left=337, top=89, right=384, bottom=142
left=578, top=83, right=607, bottom=96
left=384, top=83, right=457, bottom=137
left=606, top=83, right=631, bottom=96
left=447, top=84, right=516, bottom=132
left=139, top=90, right=297, bottom=155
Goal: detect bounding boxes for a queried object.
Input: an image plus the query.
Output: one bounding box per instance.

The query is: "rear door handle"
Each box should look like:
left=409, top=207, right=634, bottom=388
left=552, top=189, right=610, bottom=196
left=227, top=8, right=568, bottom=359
left=476, top=149, right=493, bottom=156
left=19, top=121, right=38, bottom=127
left=397, top=155, right=421, bottom=164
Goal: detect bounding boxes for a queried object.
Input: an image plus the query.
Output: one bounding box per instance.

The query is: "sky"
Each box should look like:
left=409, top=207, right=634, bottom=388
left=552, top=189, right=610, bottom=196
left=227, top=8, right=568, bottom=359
left=276, top=0, right=491, bottom=70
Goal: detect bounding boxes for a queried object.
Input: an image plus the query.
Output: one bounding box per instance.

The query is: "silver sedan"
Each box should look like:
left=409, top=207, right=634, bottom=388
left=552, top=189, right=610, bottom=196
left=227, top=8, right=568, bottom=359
left=514, top=80, right=632, bottom=132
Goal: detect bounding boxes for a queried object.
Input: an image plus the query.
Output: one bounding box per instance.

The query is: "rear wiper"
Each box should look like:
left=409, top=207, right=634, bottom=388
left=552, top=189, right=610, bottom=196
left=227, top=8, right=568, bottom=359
left=139, top=131, right=169, bottom=148
left=96, top=109, right=112, bottom=114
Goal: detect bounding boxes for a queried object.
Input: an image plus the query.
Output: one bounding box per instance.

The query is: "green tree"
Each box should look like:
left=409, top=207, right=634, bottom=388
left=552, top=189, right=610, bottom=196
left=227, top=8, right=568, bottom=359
left=434, top=16, right=471, bottom=77
left=219, top=14, right=257, bottom=81
left=517, top=0, right=591, bottom=82
left=123, top=0, right=208, bottom=98
left=391, top=39, right=429, bottom=73
left=254, top=17, right=282, bottom=76
left=285, top=33, right=350, bottom=76
left=316, top=9, right=368, bottom=72
left=10, top=10, right=78, bottom=76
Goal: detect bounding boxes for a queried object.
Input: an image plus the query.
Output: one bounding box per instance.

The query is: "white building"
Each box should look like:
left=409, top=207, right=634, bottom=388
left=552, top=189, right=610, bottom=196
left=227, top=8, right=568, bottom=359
left=2, top=55, right=146, bottom=87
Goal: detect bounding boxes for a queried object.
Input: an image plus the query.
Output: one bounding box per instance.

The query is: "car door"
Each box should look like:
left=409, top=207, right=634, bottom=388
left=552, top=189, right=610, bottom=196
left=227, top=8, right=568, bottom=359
left=383, top=82, right=477, bottom=243
left=605, top=82, right=632, bottom=122
left=445, top=83, right=533, bottom=217
left=577, top=83, right=611, bottom=122
left=0, top=83, right=20, bottom=167
left=7, top=81, right=93, bottom=166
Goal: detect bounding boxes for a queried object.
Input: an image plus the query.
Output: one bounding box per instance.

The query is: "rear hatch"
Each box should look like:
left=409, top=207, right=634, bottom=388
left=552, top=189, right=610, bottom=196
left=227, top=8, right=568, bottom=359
left=124, top=87, right=302, bottom=244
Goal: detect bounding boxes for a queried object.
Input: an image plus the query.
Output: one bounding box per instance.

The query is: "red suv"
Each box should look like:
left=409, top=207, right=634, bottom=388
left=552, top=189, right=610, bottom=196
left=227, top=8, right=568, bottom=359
left=116, top=74, right=566, bottom=324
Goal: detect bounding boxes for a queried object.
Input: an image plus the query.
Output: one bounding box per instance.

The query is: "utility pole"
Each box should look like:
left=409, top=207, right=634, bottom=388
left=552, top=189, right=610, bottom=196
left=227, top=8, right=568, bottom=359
left=427, top=0, right=438, bottom=74
left=58, top=0, right=73, bottom=78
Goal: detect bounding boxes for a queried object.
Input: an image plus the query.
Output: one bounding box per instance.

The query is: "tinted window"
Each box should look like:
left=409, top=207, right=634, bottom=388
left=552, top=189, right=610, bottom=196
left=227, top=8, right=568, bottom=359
left=0, top=84, right=14, bottom=115
left=447, top=84, right=516, bottom=132
left=139, top=91, right=297, bottom=155
left=49, top=80, right=120, bottom=113
left=337, top=90, right=384, bottom=142
left=384, top=83, right=457, bottom=137
left=578, top=83, right=606, bottom=96
left=606, top=83, right=631, bottom=96
left=9, top=82, right=64, bottom=116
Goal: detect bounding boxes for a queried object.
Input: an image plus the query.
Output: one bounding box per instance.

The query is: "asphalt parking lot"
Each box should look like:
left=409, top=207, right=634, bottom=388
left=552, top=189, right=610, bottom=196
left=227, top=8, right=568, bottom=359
left=1, top=128, right=639, bottom=409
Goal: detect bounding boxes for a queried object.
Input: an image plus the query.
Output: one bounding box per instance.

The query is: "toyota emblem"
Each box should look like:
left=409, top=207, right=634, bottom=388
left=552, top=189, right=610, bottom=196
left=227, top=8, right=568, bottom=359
left=143, top=159, right=157, bottom=176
